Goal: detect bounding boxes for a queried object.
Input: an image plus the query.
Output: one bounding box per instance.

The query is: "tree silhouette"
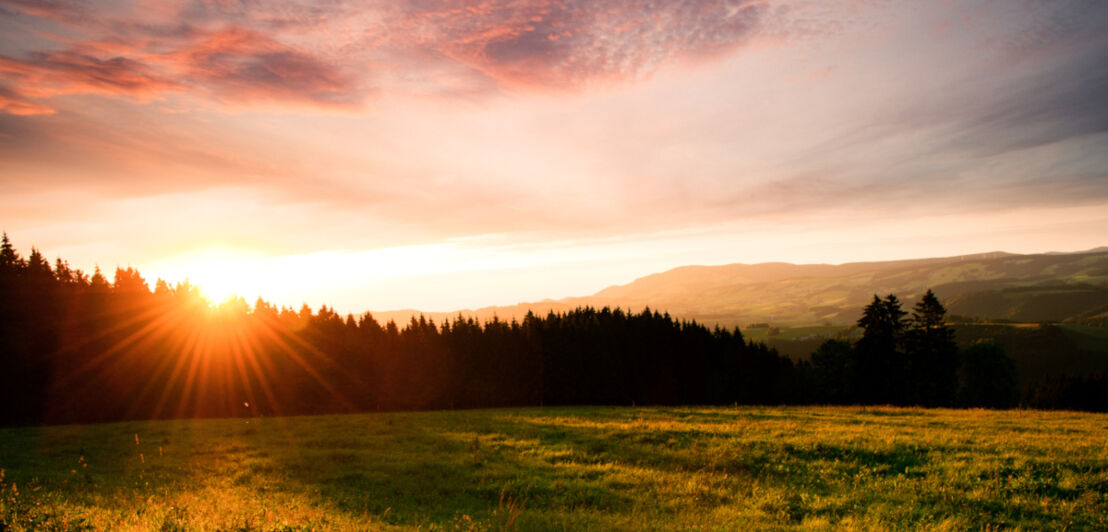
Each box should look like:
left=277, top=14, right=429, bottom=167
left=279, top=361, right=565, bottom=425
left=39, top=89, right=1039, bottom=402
left=3, top=236, right=813, bottom=426
left=905, top=289, right=958, bottom=406
left=855, top=294, right=907, bottom=404
left=0, top=232, right=22, bottom=273
left=0, top=234, right=1103, bottom=426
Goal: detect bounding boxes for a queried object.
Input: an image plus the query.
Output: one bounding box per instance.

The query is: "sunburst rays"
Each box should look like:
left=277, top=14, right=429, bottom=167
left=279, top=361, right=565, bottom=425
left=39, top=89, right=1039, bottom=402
left=46, top=290, right=357, bottom=423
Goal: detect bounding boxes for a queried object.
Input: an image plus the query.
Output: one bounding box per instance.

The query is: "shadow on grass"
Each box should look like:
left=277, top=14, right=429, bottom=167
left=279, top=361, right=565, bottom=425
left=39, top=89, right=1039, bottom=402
left=3, top=407, right=1106, bottom=530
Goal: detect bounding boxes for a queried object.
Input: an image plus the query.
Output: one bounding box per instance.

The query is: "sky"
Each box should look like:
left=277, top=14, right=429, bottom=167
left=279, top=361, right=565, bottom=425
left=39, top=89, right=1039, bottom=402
left=1, top=0, right=1107, bottom=313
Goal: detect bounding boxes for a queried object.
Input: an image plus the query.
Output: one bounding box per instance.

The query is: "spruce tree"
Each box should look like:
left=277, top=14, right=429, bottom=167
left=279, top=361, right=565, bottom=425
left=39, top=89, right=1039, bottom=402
left=855, top=294, right=908, bottom=404
left=0, top=232, right=23, bottom=274
left=89, top=266, right=110, bottom=291
left=906, top=289, right=958, bottom=406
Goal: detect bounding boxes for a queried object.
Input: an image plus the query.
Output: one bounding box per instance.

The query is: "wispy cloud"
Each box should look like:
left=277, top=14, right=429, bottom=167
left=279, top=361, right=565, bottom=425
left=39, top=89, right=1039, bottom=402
left=170, top=26, right=360, bottom=106
left=0, top=0, right=86, bottom=21
left=0, top=50, right=181, bottom=101
left=0, top=0, right=789, bottom=114
left=387, top=0, right=769, bottom=90
left=0, top=83, right=52, bottom=114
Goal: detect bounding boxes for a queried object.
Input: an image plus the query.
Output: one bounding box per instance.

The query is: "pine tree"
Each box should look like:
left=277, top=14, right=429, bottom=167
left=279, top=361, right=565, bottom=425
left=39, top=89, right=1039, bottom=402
left=112, top=267, right=148, bottom=294
left=26, top=248, right=52, bottom=279
left=912, top=290, right=946, bottom=330
left=855, top=294, right=908, bottom=404
left=89, top=266, right=109, bottom=291
left=906, top=289, right=958, bottom=406
left=54, top=258, right=73, bottom=284
left=0, top=232, right=23, bottom=274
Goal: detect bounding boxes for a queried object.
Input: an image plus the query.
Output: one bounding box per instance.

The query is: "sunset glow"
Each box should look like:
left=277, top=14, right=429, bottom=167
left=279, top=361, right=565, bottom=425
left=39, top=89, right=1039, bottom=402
left=2, top=3, right=1108, bottom=527
left=2, top=0, right=1106, bottom=313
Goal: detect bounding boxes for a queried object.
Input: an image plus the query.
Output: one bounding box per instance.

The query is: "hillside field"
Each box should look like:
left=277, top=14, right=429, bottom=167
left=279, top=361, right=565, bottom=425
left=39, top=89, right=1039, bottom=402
left=368, top=250, right=1108, bottom=329
left=2, top=407, right=1106, bottom=531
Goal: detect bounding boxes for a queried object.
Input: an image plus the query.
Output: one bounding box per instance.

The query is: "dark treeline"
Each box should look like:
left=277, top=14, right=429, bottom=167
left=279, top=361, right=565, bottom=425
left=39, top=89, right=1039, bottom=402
left=807, top=294, right=1107, bottom=411
left=0, top=234, right=795, bottom=425
left=1, top=235, right=1105, bottom=426
left=1024, top=372, right=1108, bottom=411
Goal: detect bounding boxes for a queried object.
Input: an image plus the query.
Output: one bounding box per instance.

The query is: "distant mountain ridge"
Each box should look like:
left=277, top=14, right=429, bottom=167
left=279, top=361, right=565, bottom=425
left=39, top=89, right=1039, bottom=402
left=368, top=249, right=1108, bottom=328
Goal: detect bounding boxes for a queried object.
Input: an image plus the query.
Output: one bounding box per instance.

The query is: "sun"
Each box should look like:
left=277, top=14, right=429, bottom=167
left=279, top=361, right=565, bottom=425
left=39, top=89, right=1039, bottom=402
left=149, top=247, right=266, bottom=305
left=146, top=243, right=481, bottom=311
left=194, top=273, right=240, bottom=304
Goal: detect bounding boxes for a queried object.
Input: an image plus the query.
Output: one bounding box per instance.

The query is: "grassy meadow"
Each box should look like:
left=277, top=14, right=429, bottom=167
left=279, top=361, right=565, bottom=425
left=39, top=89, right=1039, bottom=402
left=2, top=406, right=1106, bottom=531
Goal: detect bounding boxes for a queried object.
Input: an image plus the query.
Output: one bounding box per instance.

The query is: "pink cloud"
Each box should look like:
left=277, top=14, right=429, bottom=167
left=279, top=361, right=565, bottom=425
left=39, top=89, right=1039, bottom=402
left=0, top=90, right=53, bottom=115
left=0, top=2, right=363, bottom=114
left=386, top=0, right=767, bottom=90
left=171, top=27, right=360, bottom=107
left=0, top=0, right=779, bottom=114
left=0, top=0, right=86, bottom=22
left=0, top=52, right=182, bottom=102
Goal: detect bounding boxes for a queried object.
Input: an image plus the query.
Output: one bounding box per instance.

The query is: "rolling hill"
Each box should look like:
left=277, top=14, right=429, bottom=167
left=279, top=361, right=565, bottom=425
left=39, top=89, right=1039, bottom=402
left=369, top=249, right=1108, bottom=328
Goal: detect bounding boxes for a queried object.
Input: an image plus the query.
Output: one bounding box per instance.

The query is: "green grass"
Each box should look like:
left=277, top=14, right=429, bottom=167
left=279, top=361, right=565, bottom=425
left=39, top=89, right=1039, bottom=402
left=2, top=406, right=1106, bottom=531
